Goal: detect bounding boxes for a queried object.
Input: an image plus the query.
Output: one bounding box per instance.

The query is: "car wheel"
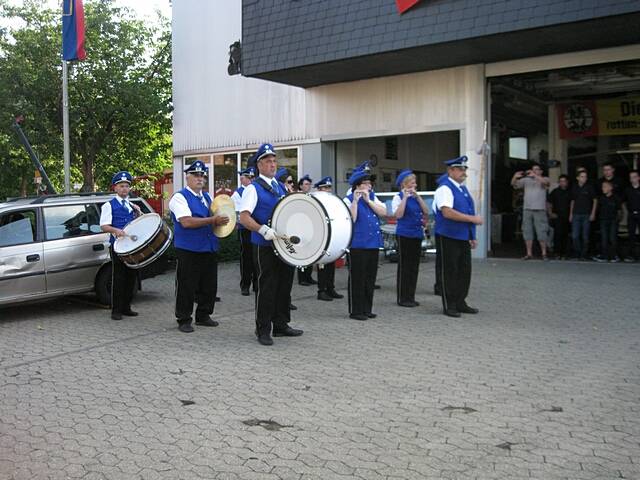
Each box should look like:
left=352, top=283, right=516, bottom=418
left=95, top=264, right=138, bottom=306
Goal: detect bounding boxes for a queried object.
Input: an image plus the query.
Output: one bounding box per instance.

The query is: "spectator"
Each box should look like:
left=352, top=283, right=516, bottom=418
left=511, top=164, right=550, bottom=260
left=547, top=174, right=571, bottom=259
left=624, top=170, right=640, bottom=262
left=570, top=170, right=597, bottom=260
left=597, top=163, right=623, bottom=197
left=593, top=181, right=622, bottom=262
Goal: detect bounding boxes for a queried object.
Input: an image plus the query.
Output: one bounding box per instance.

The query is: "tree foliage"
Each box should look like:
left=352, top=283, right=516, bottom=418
left=0, top=0, right=172, bottom=199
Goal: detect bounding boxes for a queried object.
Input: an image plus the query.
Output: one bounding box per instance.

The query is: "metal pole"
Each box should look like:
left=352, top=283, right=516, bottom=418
left=62, top=59, right=71, bottom=193
left=12, top=120, right=57, bottom=194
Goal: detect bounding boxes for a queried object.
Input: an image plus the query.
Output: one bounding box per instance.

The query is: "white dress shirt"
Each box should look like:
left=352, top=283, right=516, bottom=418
left=169, top=187, right=208, bottom=222
left=432, top=177, right=463, bottom=213
left=238, top=174, right=279, bottom=215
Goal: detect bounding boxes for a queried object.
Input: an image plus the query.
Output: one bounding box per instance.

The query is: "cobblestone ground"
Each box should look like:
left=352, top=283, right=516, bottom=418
left=1, top=258, right=639, bottom=480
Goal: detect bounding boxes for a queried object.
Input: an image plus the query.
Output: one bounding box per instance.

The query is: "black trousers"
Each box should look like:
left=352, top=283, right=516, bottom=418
left=110, top=247, right=137, bottom=314
left=434, top=238, right=442, bottom=294
left=628, top=213, right=640, bottom=259
left=298, top=266, right=314, bottom=284
left=553, top=217, right=570, bottom=256
left=396, top=235, right=421, bottom=304
left=174, top=248, right=218, bottom=324
left=436, top=235, right=471, bottom=312
left=253, top=245, right=293, bottom=336
left=317, top=262, right=336, bottom=293
left=238, top=229, right=256, bottom=290
left=348, top=249, right=378, bottom=315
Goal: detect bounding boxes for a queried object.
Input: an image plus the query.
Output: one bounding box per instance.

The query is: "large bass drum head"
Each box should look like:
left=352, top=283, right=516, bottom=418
left=113, top=213, right=161, bottom=255
left=270, top=193, right=329, bottom=267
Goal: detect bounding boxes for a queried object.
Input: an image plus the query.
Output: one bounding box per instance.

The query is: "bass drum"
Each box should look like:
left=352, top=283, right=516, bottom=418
left=270, top=191, right=352, bottom=268
left=113, top=213, right=173, bottom=269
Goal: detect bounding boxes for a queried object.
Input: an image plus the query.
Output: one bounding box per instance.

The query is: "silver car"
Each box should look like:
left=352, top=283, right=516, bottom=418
left=0, top=193, right=165, bottom=307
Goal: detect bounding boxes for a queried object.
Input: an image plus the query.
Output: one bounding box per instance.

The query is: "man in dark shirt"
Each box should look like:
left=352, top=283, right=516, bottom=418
left=593, top=181, right=621, bottom=262
left=624, top=169, right=640, bottom=262
left=570, top=170, right=597, bottom=260
left=597, top=163, right=624, bottom=197
left=547, top=174, right=571, bottom=259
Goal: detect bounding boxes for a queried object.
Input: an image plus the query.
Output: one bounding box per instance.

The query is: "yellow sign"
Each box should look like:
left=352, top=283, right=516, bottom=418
left=597, top=97, right=640, bottom=136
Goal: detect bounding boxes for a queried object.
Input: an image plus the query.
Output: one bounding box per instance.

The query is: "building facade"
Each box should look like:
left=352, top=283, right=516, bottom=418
left=173, top=0, right=640, bottom=257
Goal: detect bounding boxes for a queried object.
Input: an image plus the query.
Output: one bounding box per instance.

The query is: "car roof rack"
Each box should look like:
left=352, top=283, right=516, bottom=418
left=4, top=192, right=139, bottom=205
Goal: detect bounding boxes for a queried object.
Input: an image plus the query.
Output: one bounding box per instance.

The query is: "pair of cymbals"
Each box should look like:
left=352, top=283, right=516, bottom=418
left=209, top=194, right=237, bottom=238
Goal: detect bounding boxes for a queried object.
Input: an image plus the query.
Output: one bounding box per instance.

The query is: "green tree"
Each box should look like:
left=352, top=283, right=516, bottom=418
left=0, top=0, right=172, bottom=199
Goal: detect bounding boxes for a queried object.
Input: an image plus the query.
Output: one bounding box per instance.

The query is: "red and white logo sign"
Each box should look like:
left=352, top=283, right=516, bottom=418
left=396, top=0, right=422, bottom=14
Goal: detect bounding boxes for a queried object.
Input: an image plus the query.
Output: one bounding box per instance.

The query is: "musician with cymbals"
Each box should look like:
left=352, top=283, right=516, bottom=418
left=100, top=171, right=142, bottom=320
left=392, top=169, right=429, bottom=307
left=169, top=160, right=229, bottom=333
left=238, top=143, right=304, bottom=346
left=315, top=176, right=344, bottom=302
left=343, top=168, right=387, bottom=320
left=231, top=166, right=256, bottom=296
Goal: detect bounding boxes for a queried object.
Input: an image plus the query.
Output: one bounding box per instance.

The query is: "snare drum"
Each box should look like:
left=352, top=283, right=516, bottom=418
left=114, top=213, right=173, bottom=269
left=270, top=191, right=352, bottom=268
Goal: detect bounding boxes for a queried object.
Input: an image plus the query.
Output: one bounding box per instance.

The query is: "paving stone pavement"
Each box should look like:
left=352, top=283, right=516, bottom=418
left=1, top=258, right=639, bottom=480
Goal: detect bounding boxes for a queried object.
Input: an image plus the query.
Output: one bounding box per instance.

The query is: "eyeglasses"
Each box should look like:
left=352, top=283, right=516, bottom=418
left=286, top=180, right=294, bottom=184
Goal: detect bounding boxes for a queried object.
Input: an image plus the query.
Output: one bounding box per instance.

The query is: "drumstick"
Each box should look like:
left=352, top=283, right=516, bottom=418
left=124, top=233, right=138, bottom=241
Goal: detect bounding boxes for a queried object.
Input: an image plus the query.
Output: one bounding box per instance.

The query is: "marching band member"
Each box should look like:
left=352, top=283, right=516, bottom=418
left=315, top=176, right=344, bottom=301
left=169, top=161, right=229, bottom=333
left=392, top=169, right=429, bottom=307
left=239, top=144, right=303, bottom=345
left=276, top=167, right=296, bottom=193
left=100, top=171, right=141, bottom=320
left=297, top=174, right=317, bottom=286
left=231, top=166, right=256, bottom=296
left=433, top=156, right=483, bottom=317
left=343, top=168, right=387, bottom=320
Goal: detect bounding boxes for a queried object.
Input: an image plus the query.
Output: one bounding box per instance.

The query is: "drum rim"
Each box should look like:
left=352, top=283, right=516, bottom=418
left=122, top=226, right=173, bottom=269
left=114, top=213, right=163, bottom=255
left=269, top=192, right=332, bottom=267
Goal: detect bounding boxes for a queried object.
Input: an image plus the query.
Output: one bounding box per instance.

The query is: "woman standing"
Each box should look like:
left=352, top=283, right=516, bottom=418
left=344, top=169, right=387, bottom=320
left=392, top=170, right=429, bottom=307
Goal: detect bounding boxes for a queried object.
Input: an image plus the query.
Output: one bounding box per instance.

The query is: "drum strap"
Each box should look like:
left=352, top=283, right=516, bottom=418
left=255, top=177, right=280, bottom=197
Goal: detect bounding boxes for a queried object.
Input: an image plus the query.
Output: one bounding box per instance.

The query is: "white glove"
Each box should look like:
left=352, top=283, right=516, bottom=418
left=258, top=225, right=277, bottom=241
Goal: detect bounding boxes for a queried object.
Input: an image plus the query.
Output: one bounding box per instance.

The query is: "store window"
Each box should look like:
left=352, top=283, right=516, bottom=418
left=213, top=153, right=238, bottom=197
left=240, top=147, right=299, bottom=180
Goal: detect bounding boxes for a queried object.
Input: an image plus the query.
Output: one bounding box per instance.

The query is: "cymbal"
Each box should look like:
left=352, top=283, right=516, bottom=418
left=210, top=194, right=237, bottom=238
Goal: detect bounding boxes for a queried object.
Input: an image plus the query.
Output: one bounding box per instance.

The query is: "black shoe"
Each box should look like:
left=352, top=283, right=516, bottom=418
left=298, top=281, right=312, bottom=286
left=398, top=301, right=418, bottom=307
left=366, top=313, right=377, bottom=318
left=241, top=288, right=250, bottom=296
left=111, top=313, right=122, bottom=320
left=195, top=317, right=219, bottom=327
left=457, top=304, right=479, bottom=314
left=273, top=326, right=304, bottom=337
left=443, top=308, right=461, bottom=318
left=257, top=334, right=273, bottom=345
left=178, top=323, right=194, bottom=333
left=122, top=310, right=138, bottom=317
left=327, top=290, right=344, bottom=299
left=289, top=303, right=297, bottom=311
left=317, top=291, right=333, bottom=301
left=215, top=296, right=221, bottom=302
left=349, top=314, right=368, bottom=321
left=374, top=284, right=381, bottom=290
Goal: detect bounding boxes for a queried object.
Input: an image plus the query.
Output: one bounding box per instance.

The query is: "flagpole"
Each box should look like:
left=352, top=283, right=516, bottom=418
left=62, top=59, right=71, bottom=193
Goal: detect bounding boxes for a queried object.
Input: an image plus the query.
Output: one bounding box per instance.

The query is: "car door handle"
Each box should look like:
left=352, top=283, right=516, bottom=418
left=26, top=254, right=40, bottom=262
left=92, top=244, right=105, bottom=251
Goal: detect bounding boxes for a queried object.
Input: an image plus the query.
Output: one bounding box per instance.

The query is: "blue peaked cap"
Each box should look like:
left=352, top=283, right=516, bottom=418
left=314, top=176, right=332, bottom=188
left=395, top=169, right=414, bottom=187
left=239, top=166, right=255, bottom=177
left=354, top=161, right=372, bottom=173
left=299, top=174, right=312, bottom=183
left=445, top=155, right=468, bottom=168
left=275, top=167, right=290, bottom=182
left=111, top=171, right=132, bottom=185
left=184, top=160, right=208, bottom=175
left=349, top=169, right=370, bottom=186
left=255, top=143, right=276, bottom=162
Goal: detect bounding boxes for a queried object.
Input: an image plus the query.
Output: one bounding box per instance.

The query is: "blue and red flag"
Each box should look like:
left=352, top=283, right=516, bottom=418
left=62, top=0, right=86, bottom=61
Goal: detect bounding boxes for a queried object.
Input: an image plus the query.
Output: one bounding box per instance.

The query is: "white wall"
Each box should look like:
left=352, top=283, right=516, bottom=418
left=172, top=1, right=306, bottom=155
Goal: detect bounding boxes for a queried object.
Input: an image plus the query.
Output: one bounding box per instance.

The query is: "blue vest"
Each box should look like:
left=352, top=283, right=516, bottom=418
left=434, top=178, right=476, bottom=241
left=347, top=191, right=383, bottom=249
left=108, top=197, right=134, bottom=245
left=171, top=189, right=219, bottom=252
left=396, top=192, right=424, bottom=239
left=250, top=179, right=285, bottom=247
left=235, top=186, right=245, bottom=230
